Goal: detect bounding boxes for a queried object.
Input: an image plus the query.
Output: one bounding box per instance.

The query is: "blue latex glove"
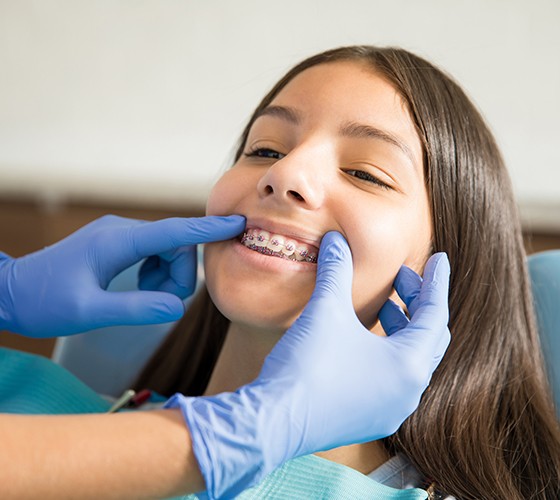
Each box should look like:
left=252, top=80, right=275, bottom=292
left=0, top=214, right=245, bottom=338
left=166, top=231, right=451, bottom=499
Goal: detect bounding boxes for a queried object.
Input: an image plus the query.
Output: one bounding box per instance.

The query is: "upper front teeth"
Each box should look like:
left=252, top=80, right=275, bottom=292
left=281, top=239, right=296, bottom=256
left=254, top=231, right=269, bottom=248
left=268, top=234, right=284, bottom=252
left=241, top=228, right=318, bottom=263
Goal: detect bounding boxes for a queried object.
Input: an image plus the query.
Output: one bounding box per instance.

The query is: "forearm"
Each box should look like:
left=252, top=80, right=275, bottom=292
left=0, top=409, right=205, bottom=499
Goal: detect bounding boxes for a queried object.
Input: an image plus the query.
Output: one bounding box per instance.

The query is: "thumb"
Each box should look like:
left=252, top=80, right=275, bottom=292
left=311, top=231, right=354, bottom=304
left=93, top=290, right=185, bottom=327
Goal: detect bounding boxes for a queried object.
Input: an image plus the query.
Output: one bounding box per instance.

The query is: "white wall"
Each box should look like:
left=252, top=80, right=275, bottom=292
left=0, top=1, right=559, bottom=226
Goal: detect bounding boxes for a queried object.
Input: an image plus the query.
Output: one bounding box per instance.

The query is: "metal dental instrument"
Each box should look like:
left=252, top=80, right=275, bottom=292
left=107, top=389, right=136, bottom=413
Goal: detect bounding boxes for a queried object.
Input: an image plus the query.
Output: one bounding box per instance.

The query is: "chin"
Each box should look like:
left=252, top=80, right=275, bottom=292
left=208, top=285, right=308, bottom=335
left=204, top=240, right=315, bottom=334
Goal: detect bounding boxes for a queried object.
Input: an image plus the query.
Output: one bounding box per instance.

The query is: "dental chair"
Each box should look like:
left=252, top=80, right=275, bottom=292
left=528, top=250, right=560, bottom=415
left=52, top=251, right=560, bottom=414
left=51, top=263, right=181, bottom=397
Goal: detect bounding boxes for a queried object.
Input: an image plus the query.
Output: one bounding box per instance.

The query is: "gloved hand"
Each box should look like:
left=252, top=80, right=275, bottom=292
left=167, top=231, right=451, bottom=499
left=0, top=214, right=245, bottom=338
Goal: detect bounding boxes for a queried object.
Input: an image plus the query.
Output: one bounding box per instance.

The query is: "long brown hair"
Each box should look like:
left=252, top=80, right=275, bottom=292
left=135, top=46, right=560, bottom=498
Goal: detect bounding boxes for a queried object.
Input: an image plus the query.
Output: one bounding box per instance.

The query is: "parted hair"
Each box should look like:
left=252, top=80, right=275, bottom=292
left=135, top=46, right=560, bottom=499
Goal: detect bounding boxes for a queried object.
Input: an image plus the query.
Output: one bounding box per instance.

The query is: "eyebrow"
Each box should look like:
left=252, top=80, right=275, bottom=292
left=255, top=105, right=416, bottom=166
left=339, top=121, right=416, bottom=167
left=255, top=105, right=302, bottom=125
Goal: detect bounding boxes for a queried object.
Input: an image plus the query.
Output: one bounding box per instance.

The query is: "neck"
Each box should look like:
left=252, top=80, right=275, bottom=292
left=203, top=322, right=390, bottom=475
left=204, top=322, right=272, bottom=395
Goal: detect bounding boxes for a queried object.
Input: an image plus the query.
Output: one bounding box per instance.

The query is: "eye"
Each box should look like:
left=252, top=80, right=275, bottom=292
left=344, top=169, right=392, bottom=190
left=244, top=148, right=285, bottom=160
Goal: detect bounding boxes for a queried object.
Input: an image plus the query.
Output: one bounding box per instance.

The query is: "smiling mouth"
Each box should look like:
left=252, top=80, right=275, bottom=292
left=239, top=227, right=319, bottom=264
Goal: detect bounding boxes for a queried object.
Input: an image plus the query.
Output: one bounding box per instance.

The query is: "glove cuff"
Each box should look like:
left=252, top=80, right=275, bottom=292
left=165, top=382, right=298, bottom=499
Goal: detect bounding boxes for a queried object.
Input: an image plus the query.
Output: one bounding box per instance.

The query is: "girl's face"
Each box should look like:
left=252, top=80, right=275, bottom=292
left=204, top=61, right=432, bottom=335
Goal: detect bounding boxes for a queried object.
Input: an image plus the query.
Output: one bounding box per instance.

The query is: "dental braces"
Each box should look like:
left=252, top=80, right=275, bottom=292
left=240, top=232, right=318, bottom=263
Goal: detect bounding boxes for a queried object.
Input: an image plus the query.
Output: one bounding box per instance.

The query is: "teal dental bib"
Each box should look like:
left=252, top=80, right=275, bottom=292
left=180, top=454, right=429, bottom=499
left=0, top=347, right=427, bottom=499
left=0, top=347, right=110, bottom=414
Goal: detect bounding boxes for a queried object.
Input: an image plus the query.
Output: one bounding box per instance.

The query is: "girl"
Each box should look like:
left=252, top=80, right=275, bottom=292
left=136, top=46, right=560, bottom=499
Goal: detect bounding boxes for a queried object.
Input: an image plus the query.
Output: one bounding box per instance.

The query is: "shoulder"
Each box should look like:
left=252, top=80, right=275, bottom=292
left=367, top=454, right=456, bottom=499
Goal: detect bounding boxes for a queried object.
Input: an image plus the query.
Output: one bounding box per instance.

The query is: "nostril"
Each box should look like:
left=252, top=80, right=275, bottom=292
left=288, top=190, right=304, bottom=201
left=264, top=185, right=273, bottom=195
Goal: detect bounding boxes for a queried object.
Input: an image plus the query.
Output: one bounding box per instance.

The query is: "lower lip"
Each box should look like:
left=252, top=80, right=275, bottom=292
left=231, top=238, right=317, bottom=272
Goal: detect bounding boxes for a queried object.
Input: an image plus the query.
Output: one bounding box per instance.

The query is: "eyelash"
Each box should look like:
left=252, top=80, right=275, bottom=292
left=244, top=147, right=285, bottom=160
left=344, top=169, right=392, bottom=190
left=244, top=148, right=391, bottom=190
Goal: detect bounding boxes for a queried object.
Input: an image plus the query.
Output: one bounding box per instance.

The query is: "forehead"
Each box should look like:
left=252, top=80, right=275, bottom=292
left=271, top=61, right=408, bottom=120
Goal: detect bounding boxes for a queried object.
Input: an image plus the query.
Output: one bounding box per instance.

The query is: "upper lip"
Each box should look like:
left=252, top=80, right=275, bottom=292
left=243, top=217, right=323, bottom=250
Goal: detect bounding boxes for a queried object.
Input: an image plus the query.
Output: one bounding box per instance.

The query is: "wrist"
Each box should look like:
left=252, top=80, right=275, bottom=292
left=165, top=381, right=300, bottom=499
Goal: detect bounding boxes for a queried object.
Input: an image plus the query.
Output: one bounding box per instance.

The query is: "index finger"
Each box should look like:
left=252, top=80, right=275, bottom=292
left=130, top=215, right=246, bottom=258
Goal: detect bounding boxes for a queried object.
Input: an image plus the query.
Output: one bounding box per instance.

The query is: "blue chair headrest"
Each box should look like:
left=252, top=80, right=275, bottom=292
left=528, top=250, right=560, bottom=415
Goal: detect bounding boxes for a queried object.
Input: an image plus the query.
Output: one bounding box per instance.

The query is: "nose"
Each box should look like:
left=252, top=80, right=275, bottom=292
left=256, top=150, right=326, bottom=210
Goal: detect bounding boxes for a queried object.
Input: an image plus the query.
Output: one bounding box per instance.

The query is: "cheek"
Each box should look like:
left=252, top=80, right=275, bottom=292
left=347, top=210, right=429, bottom=328
left=350, top=240, right=406, bottom=328
left=205, top=169, right=245, bottom=216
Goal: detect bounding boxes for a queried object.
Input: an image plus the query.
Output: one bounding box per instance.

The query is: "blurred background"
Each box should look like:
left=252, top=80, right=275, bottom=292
left=1, top=0, right=559, bottom=355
